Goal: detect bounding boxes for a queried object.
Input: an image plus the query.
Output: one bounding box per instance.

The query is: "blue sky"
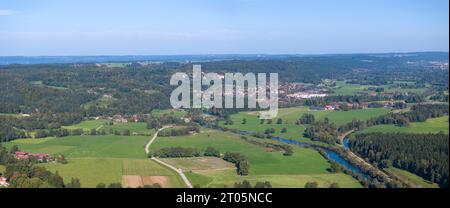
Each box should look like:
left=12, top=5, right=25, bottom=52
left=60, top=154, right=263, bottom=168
left=0, top=0, right=448, bottom=55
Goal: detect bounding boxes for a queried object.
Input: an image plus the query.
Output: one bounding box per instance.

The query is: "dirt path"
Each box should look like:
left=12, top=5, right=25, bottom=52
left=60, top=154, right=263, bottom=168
left=144, top=125, right=193, bottom=188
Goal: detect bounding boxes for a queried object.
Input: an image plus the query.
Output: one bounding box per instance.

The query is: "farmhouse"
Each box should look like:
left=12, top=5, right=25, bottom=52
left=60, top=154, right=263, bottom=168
left=14, top=151, right=51, bottom=162
left=0, top=177, right=9, bottom=187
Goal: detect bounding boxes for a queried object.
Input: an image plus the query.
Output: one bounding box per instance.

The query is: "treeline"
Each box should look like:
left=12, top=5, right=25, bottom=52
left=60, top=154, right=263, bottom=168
left=239, top=136, right=293, bottom=156
left=150, top=147, right=201, bottom=158
left=233, top=180, right=272, bottom=188
left=349, top=133, right=449, bottom=188
left=223, top=152, right=249, bottom=176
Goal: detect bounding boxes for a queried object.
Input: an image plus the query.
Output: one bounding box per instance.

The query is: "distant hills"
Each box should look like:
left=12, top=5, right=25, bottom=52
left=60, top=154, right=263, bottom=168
left=0, top=52, right=447, bottom=65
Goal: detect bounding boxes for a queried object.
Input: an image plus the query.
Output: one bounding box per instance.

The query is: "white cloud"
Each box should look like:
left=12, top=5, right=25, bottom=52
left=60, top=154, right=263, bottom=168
left=0, top=9, right=17, bottom=16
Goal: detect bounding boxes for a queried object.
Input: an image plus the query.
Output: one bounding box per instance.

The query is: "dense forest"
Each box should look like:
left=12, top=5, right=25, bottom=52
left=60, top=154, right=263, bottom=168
left=349, top=133, right=449, bottom=188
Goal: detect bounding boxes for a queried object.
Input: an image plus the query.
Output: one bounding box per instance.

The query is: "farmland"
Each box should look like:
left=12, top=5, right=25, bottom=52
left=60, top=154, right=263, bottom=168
left=101, top=122, right=155, bottom=135
left=185, top=170, right=361, bottom=188
left=356, top=116, right=449, bottom=134
left=62, top=119, right=108, bottom=131
left=2, top=134, right=186, bottom=188
left=218, top=106, right=390, bottom=141
left=2, top=135, right=150, bottom=158
left=151, top=129, right=362, bottom=188
left=330, top=81, right=430, bottom=96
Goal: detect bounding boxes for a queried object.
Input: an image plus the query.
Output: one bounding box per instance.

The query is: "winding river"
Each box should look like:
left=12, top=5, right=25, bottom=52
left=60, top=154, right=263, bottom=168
left=233, top=130, right=367, bottom=178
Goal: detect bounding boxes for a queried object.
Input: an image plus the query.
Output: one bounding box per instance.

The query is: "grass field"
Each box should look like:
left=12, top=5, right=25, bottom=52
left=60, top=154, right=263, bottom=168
left=152, top=129, right=332, bottom=175
left=330, top=81, right=429, bottom=96
left=100, top=122, right=155, bottom=135
left=356, top=116, right=449, bottom=134
left=2, top=135, right=150, bottom=158
left=4, top=134, right=186, bottom=188
left=0, top=164, right=5, bottom=174
left=185, top=169, right=361, bottom=188
left=160, top=157, right=235, bottom=172
left=385, top=167, right=439, bottom=188
left=41, top=158, right=185, bottom=188
left=63, top=119, right=108, bottom=131
left=218, top=106, right=390, bottom=141
left=151, top=129, right=362, bottom=187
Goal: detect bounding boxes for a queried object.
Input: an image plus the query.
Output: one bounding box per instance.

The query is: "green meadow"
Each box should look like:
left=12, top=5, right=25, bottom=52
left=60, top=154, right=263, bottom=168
left=186, top=170, right=361, bottom=188
left=62, top=119, right=108, bottom=131
left=330, top=81, right=429, bottom=96
left=2, top=135, right=150, bottom=158
left=3, top=134, right=187, bottom=188
left=41, top=158, right=185, bottom=188
left=151, top=129, right=362, bottom=188
left=356, top=116, right=449, bottom=134
left=101, top=122, right=155, bottom=135
left=219, top=106, right=390, bottom=141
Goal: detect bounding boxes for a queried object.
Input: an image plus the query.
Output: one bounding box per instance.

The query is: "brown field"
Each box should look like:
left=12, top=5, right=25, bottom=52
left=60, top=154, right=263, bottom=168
left=122, top=175, right=143, bottom=188
left=142, top=176, right=170, bottom=187
left=122, top=175, right=171, bottom=188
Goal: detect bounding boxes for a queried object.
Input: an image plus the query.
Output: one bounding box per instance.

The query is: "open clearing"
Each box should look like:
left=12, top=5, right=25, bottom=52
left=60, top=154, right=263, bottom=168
left=356, top=116, right=449, bottom=134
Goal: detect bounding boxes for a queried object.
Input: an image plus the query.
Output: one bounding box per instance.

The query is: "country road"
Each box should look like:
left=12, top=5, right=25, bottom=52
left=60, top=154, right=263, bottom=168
left=144, top=126, right=171, bottom=155
left=144, top=126, right=193, bottom=188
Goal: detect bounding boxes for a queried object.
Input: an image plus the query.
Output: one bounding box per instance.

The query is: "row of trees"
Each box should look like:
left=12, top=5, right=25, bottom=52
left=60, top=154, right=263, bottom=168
left=223, top=152, right=250, bottom=176
left=239, top=136, right=293, bottom=156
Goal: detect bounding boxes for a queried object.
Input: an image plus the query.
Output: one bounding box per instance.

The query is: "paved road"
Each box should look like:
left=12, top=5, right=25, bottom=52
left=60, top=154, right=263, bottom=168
left=144, top=126, right=193, bottom=188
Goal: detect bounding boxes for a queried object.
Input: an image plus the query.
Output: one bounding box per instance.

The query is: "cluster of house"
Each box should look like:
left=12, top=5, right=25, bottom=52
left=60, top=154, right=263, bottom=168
left=14, top=151, right=52, bottom=162
left=0, top=176, right=8, bottom=187
left=287, top=91, right=328, bottom=99
left=310, top=101, right=396, bottom=111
